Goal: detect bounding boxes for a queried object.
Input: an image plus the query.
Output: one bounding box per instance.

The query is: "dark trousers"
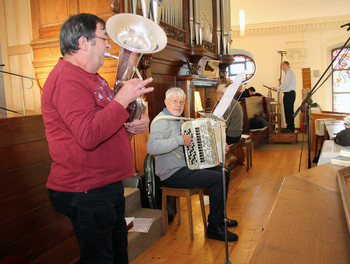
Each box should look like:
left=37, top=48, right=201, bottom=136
left=162, top=165, right=230, bottom=224
left=283, top=90, right=296, bottom=131
left=49, top=181, right=128, bottom=264
left=227, top=135, right=241, bottom=144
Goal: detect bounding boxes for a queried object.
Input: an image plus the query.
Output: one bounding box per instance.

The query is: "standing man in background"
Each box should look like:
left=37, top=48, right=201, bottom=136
left=41, top=13, right=153, bottom=264
left=272, top=61, right=296, bottom=133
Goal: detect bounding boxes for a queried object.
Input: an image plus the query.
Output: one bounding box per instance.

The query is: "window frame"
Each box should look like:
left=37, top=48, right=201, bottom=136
left=332, top=46, right=350, bottom=113
left=228, top=54, right=256, bottom=82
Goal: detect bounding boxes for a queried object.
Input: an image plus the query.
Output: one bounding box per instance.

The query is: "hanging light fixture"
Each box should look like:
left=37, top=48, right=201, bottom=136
left=239, top=9, right=245, bottom=36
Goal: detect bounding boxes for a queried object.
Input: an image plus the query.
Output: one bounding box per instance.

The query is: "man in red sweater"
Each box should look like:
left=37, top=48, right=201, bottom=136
left=41, top=13, right=153, bottom=264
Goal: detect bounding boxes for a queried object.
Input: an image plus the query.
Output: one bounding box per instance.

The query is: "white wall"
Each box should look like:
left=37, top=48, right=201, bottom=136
left=229, top=11, right=350, bottom=127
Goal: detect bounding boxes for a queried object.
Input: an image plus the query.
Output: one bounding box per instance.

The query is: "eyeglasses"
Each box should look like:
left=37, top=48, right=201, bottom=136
left=168, top=99, right=185, bottom=105
left=94, top=35, right=109, bottom=44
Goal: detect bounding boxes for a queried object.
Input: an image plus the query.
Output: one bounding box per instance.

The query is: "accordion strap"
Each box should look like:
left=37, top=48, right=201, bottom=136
left=151, top=115, right=193, bottom=125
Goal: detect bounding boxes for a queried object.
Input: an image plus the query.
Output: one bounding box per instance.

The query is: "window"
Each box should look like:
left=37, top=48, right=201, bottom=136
left=228, top=55, right=256, bottom=82
left=332, top=47, right=350, bottom=112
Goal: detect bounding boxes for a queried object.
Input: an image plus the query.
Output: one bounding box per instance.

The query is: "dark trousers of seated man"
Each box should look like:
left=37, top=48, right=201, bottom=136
left=162, top=165, right=230, bottom=224
left=49, top=181, right=128, bottom=264
left=283, top=90, right=296, bottom=131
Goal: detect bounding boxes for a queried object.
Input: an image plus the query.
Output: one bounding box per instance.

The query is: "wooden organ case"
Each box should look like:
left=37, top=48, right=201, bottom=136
left=30, top=0, right=234, bottom=171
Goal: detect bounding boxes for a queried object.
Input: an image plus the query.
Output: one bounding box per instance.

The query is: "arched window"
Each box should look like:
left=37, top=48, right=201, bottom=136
left=228, top=55, right=256, bottom=82
left=332, top=47, right=350, bottom=112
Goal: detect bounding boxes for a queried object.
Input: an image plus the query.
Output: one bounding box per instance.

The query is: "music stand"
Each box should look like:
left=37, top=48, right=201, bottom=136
left=198, top=71, right=246, bottom=264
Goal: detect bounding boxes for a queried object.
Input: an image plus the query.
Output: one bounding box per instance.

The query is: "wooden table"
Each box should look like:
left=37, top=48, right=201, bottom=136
left=250, top=163, right=350, bottom=264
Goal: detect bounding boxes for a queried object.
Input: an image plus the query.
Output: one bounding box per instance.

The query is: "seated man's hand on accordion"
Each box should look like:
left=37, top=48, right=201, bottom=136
left=181, top=132, right=192, bottom=146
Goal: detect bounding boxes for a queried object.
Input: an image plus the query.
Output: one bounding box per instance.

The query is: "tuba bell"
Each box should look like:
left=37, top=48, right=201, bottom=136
left=106, top=13, right=167, bottom=122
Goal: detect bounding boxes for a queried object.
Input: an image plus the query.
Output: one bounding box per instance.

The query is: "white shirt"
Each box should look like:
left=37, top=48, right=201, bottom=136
left=277, top=68, right=296, bottom=92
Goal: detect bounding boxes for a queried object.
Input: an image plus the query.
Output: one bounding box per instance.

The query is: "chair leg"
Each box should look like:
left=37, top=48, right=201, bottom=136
left=246, top=145, right=249, bottom=171
left=249, top=143, right=253, bottom=167
left=186, top=192, right=194, bottom=240
left=161, top=192, right=167, bottom=236
left=198, top=190, right=207, bottom=229
left=176, top=197, right=181, bottom=225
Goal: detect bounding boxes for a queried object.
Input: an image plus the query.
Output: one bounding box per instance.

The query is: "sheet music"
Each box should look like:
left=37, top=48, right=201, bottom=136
left=213, top=70, right=246, bottom=119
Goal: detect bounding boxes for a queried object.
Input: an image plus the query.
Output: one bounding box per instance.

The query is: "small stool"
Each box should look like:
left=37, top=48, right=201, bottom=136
left=243, top=139, right=253, bottom=171
left=160, top=187, right=207, bottom=240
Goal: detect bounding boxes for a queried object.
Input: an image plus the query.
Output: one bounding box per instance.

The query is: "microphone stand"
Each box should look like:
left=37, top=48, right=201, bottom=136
left=292, top=25, right=350, bottom=169
left=219, top=123, right=231, bottom=264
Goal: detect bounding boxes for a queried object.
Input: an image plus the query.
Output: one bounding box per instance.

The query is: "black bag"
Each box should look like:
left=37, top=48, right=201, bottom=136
left=144, top=154, right=177, bottom=222
left=334, top=128, right=350, bottom=146
left=123, top=173, right=150, bottom=208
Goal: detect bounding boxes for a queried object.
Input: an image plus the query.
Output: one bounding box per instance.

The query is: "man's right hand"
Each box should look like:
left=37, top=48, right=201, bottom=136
left=114, top=77, right=154, bottom=108
left=181, top=132, right=192, bottom=146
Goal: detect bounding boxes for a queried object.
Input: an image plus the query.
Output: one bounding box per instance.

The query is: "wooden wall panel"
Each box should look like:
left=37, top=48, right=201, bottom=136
left=5, top=0, right=32, bottom=46
left=79, top=0, right=112, bottom=16
left=0, top=0, right=40, bottom=117
left=38, top=0, right=69, bottom=26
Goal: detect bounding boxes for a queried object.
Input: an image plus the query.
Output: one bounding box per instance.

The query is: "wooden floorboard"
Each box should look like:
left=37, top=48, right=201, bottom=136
left=131, top=145, right=312, bottom=264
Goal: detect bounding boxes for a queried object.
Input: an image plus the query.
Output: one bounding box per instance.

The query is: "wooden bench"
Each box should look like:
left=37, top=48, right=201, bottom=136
left=0, top=115, right=79, bottom=264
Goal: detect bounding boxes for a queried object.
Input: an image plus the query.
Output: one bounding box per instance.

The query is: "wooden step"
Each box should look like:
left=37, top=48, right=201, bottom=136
left=127, top=208, right=163, bottom=262
left=125, top=187, right=163, bottom=262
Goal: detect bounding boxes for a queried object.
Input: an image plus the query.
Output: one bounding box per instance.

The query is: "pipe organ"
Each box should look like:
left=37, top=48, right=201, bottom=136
left=120, top=0, right=232, bottom=55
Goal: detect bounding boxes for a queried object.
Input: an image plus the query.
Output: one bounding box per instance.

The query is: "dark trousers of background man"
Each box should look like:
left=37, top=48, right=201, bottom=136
left=283, top=90, right=296, bottom=131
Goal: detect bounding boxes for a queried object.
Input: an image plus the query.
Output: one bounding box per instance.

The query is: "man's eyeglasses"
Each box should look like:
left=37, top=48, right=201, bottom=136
left=168, top=99, right=185, bottom=105
left=94, top=35, right=109, bottom=44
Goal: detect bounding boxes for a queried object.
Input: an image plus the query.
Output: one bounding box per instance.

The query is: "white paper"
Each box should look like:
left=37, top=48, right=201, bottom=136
left=241, top=134, right=250, bottom=139
left=194, top=91, right=204, bottom=112
left=128, top=218, right=155, bottom=233
left=213, top=71, right=246, bottom=119
left=125, top=217, right=135, bottom=227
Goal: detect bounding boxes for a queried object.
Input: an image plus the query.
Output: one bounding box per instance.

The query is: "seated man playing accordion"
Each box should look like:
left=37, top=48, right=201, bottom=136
left=147, top=87, right=239, bottom=242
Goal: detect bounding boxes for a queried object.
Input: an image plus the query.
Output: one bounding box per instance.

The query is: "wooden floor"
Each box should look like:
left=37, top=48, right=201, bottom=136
left=131, top=142, right=314, bottom=264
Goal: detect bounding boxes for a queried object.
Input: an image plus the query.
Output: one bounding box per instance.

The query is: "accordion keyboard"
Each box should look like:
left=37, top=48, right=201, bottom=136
left=182, top=118, right=219, bottom=170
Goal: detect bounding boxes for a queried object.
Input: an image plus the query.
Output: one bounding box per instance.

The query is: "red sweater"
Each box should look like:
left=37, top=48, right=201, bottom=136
left=41, top=58, right=135, bottom=192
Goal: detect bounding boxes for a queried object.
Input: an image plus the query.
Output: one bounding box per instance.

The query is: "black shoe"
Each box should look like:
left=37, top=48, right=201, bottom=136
left=206, top=223, right=239, bottom=242
left=283, top=129, right=292, bottom=133
left=225, top=218, right=238, bottom=227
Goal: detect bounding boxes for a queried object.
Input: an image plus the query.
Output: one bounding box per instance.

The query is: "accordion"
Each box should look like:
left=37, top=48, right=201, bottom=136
left=181, top=118, right=224, bottom=170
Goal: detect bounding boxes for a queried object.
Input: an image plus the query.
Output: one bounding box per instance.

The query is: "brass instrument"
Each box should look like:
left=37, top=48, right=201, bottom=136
left=106, top=13, right=167, bottom=122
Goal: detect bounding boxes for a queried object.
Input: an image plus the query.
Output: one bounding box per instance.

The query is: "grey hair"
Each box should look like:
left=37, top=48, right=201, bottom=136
left=165, top=87, right=186, bottom=100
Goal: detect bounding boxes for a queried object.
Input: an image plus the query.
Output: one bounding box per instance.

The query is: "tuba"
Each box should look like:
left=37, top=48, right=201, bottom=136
left=106, top=13, right=167, bottom=122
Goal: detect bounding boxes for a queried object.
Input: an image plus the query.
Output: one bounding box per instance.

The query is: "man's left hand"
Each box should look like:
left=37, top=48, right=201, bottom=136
left=125, top=114, right=150, bottom=134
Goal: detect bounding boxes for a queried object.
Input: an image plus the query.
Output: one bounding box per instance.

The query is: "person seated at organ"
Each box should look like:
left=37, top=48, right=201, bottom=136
left=240, top=87, right=256, bottom=99
left=147, top=87, right=239, bottom=242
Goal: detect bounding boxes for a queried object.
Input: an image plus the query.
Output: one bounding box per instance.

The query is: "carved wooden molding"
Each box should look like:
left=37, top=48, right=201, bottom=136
left=160, top=21, right=186, bottom=43
left=231, top=15, right=350, bottom=36
left=203, top=40, right=216, bottom=55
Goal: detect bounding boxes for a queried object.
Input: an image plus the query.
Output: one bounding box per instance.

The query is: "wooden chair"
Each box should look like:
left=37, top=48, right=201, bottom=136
left=160, top=187, right=207, bottom=240
left=243, top=139, right=254, bottom=171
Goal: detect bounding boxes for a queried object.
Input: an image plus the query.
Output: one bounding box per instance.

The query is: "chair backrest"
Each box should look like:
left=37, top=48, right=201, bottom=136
left=144, top=154, right=177, bottom=222
left=144, top=154, right=161, bottom=209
